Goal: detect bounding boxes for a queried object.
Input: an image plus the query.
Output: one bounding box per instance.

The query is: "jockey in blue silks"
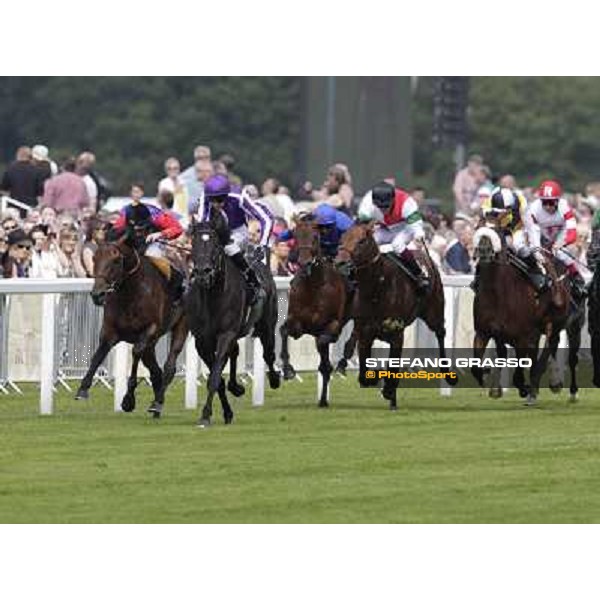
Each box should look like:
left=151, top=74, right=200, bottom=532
left=197, top=174, right=273, bottom=304
left=312, top=203, right=353, bottom=258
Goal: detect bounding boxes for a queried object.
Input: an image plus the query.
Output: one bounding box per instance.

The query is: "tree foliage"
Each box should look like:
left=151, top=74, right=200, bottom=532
left=0, top=77, right=300, bottom=194
left=413, top=77, right=600, bottom=207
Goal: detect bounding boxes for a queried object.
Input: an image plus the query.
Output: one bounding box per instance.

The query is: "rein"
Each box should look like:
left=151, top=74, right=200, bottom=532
left=103, top=243, right=142, bottom=294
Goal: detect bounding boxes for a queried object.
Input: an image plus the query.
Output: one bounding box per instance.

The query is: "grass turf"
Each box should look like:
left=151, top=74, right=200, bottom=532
left=1, top=376, right=600, bottom=523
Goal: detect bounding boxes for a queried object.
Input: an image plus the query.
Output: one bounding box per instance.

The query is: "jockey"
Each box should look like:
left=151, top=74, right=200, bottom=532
left=197, top=174, right=273, bottom=304
left=524, top=179, right=585, bottom=299
left=113, top=188, right=185, bottom=300
left=480, top=186, right=527, bottom=247
left=471, top=186, right=531, bottom=292
left=358, top=181, right=428, bottom=291
left=312, top=203, right=353, bottom=258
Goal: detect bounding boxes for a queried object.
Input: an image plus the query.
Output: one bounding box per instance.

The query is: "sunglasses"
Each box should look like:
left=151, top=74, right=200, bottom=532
left=17, top=244, right=31, bottom=249
left=4, top=224, right=18, bottom=231
left=542, top=199, right=558, bottom=205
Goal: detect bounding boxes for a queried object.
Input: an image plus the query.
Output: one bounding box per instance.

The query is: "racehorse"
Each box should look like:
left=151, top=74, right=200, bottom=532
left=472, top=225, right=583, bottom=404
left=336, top=223, right=454, bottom=410
left=586, top=231, right=600, bottom=387
left=187, top=209, right=280, bottom=427
left=279, top=215, right=356, bottom=407
left=75, top=236, right=188, bottom=417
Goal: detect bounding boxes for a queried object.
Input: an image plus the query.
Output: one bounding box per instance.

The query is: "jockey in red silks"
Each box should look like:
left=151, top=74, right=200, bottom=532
left=524, top=179, right=585, bottom=299
left=113, top=185, right=185, bottom=299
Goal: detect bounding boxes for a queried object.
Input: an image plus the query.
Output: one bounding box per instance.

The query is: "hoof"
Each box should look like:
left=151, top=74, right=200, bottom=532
left=318, top=401, right=329, bottom=408
left=568, top=393, right=578, bottom=404
left=523, top=396, right=537, bottom=407
left=121, top=396, right=136, bottom=412
left=518, top=387, right=530, bottom=399
left=147, top=403, right=163, bottom=418
left=74, top=388, right=89, bottom=401
left=446, top=373, right=458, bottom=386
left=549, top=383, right=563, bottom=394
left=389, top=404, right=398, bottom=411
left=224, top=415, right=234, bottom=425
left=335, top=360, right=347, bottom=376
left=268, top=371, right=281, bottom=389
left=381, top=388, right=396, bottom=402
left=282, top=365, right=296, bottom=380
left=227, top=380, right=246, bottom=397
left=488, top=387, right=503, bottom=399
left=359, top=376, right=378, bottom=388
left=196, top=418, right=211, bottom=428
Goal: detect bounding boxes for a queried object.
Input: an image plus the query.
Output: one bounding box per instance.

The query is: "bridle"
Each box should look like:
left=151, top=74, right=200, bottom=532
left=97, top=242, right=141, bottom=295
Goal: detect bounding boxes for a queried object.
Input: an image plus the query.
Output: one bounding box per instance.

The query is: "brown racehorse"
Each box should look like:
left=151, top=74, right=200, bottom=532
left=75, top=237, right=188, bottom=417
left=280, top=216, right=356, bottom=407
left=472, top=225, right=582, bottom=405
left=336, top=223, right=454, bottom=410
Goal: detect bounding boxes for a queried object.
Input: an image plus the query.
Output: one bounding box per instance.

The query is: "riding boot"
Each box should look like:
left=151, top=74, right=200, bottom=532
left=231, top=251, right=261, bottom=305
left=168, top=268, right=185, bottom=302
left=399, top=249, right=428, bottom=293
left=569, top=271, right=587, bottom=301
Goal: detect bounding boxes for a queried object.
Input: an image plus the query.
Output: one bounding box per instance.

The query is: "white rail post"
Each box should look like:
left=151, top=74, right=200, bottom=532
left=252, top=337, right=265, bottom=406
left=441, top=285, right=456, bottom=397
left=185, top=334, right=198, bottom=409
left=113, top=342, right=129, bottom=412
left=40, top=294, right=56, bottom=415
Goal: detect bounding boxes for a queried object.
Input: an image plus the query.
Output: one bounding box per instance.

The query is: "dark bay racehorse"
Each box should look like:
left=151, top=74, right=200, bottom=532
left=75, top=237, right=188, bottom=416
left=336, top=223, right=454, bottom=410
left=472, top=225, right=583, bottom=404
left=280, top=216, right=356, bottom=407
left=187, top=211, right=280, bottom=427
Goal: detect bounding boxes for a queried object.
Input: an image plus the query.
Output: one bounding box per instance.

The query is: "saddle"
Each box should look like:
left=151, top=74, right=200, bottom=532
left=148, top=256, right=172, bottom=280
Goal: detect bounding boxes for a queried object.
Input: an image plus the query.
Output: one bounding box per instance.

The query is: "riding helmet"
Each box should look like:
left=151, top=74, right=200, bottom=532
left=204, top=174, right=231, bottom=199
left=128, top=203, right=152, bottom=226
left=372, top=182, right=396, bottom=211
left=538, top=180, right=562, bottom=200
left=314, top=204, right=337, bottom=226
left=490, top=187, right=517, bottom=210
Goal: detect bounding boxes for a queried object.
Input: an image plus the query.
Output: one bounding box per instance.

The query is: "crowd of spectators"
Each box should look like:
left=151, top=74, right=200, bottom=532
left=1, top=143, right=598, bottom=281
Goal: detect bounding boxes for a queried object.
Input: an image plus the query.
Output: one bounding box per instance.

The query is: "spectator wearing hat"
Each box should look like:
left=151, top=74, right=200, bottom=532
left=6, top=228, right=33, bottom=277
left=270, top=233, right=296, bottom=276
left=0, top=146, right=45, bottom=213
left=43, top=157, right=90, bottom=215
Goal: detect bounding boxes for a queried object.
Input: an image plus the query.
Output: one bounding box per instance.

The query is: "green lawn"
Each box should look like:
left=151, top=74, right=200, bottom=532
left=2, top=376, right=600, bottom=523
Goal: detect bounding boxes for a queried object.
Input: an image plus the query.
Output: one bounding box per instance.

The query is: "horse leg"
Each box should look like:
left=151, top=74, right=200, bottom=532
left=200, top=332, right=236, bottom=427
left=335, top=323, right=356, bottom=376
left=357, top=327, right=377, bottom=387
left=382, top=331, right=404, bottom=411
left=316, top=334, right=334, bottom=408
left=150, top=316, right=188, bottom=416
left=280, top=321, right=296, bottom=380
left=489, top=338, right=506, bottom=399
left=567, top=320, right=582, bottom=403
left=255, top=321, right=281, bottom=390
left=218, top=374, right=234, bottom=425
left=435, top=327, right=458, bottom=387
left=138, top=346, right=163, bottom=416
left=121, top=349, right=142, bottom=413
left=75, top=336, right=116, bottom=400
left=227, top=340, right=246, bottom=397
left=471, top=332, right=490, bottom=387
left=592, top=332, right=600, bottom=388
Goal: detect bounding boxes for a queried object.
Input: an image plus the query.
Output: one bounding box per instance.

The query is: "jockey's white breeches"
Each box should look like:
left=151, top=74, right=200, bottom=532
left=374, top=221, right=424, bottom=254
left=224, top=225, right=248, bottom=257
left=145, top=242, right=166, bottom=258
